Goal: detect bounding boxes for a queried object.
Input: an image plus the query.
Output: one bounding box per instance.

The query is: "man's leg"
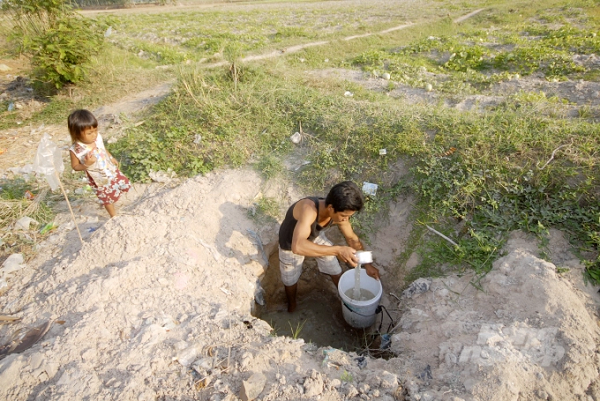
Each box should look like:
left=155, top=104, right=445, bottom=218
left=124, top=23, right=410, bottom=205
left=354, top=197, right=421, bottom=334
left=315, top=233, right=343, bottom=287
left=279, top=246, right=304, bottom=313
left=284, top=283, right=298, bottom=313
left=330, top=273, right=341, bottom=288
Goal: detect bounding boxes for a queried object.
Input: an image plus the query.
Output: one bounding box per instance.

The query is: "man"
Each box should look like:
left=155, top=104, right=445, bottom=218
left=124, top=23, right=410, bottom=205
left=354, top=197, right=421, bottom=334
left=278, top=181, right=380, bottom=312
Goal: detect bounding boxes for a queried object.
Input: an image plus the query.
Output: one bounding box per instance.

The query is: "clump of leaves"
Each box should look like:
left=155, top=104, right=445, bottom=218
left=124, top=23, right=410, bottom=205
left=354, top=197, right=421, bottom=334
left=2, top=0, right=107, bottom=89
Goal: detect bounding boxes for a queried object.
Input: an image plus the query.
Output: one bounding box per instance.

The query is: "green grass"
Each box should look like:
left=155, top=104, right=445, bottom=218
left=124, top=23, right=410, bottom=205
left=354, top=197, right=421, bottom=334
left=97, top=0, right=470, bottom=66
left=2, top=0, right=600, bottom=284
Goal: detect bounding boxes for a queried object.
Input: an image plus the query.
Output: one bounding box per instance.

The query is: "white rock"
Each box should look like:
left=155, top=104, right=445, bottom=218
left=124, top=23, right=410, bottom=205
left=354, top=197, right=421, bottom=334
left=15, top=216, right=38, bottom=230
left=290, top=132, right=302, bottom=144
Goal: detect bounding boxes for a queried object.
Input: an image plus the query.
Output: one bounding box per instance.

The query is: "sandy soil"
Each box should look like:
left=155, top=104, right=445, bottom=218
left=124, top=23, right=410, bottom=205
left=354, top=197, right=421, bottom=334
left=1, top=166, right=599, bottom=401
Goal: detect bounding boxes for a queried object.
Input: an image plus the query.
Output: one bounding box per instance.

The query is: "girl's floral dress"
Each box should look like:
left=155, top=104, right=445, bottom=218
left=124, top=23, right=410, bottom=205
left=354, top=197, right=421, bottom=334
left=69, top=133, right=130, bottom=205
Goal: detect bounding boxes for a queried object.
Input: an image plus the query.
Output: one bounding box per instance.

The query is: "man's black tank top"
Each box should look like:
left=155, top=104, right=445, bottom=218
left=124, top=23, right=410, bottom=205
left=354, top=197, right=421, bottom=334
left=279, top=197, right=332, bottom=251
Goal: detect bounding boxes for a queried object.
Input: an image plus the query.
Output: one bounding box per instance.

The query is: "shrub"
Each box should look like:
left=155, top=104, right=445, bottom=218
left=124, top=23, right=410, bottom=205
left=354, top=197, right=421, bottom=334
left=2, top=0, right=106, bottom=89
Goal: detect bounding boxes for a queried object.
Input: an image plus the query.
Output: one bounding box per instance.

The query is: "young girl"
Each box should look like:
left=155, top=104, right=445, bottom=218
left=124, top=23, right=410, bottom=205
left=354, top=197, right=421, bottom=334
left=68, top=109, right=131, bottom=218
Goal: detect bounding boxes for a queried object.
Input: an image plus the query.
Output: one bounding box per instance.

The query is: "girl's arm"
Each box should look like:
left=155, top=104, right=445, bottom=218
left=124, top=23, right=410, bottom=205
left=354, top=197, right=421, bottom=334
left=70, top=150, right=96, bottom=171
left=105, top=149, right=119, bottom=167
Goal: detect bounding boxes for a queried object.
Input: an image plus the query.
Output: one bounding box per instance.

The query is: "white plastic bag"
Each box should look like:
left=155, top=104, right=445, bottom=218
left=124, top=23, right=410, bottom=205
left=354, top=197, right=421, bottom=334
left=33, top=134, right=64, bottom=191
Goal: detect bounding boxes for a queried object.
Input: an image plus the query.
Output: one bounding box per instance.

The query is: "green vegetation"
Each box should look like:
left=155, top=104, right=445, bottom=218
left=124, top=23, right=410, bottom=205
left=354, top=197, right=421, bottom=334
left=353, top=21, right=600, bottom=94
left=1, top=0, right=108, bottom=90
left=289, top=319, right=307, bottom=339
left=1, top=0, right=599, bottom=285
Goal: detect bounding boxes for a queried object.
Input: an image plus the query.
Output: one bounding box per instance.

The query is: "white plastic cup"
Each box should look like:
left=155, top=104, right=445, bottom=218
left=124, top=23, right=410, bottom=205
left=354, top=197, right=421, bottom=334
left=355, top=251, right=373, bottom=264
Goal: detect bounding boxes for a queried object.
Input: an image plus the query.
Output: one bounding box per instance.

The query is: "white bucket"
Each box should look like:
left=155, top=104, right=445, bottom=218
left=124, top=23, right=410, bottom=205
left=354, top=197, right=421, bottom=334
left=338, top=268, right=382, bottom=328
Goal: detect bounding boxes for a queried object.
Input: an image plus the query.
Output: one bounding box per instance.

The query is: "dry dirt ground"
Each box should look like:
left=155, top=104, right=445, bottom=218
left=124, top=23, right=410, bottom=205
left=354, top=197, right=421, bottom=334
left=1, top=4, right=600, bottom=401
left=1, top=166, right=599, bottom=401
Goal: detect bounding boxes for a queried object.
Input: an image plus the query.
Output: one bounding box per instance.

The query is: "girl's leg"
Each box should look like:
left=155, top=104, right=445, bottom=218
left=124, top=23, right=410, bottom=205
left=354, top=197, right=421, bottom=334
left=104, top=203, right=116, bottom=218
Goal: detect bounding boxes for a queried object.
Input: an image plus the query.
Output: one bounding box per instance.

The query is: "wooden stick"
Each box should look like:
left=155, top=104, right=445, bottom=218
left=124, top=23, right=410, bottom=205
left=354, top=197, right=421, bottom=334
left=537, top=144, right=569, bottom=170
left=55, top=171, right=83, bottom=245
left=426, top=225, right=458, bottom=247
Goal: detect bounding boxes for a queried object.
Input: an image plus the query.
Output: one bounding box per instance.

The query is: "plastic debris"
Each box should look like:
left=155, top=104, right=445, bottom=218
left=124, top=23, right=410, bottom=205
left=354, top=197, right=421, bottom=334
left=193, top=134, right=202, bottom=144
left=24, top=190, right=34, bottom=200
left=380, top=333, right=391, bottom=349
left=344, top=91, right=353, bottom=97
left=39, top=222, right=57, bottom=235
left=254, top=283, right=266, bottom=306
left=362, top=182, right=378, bottom=197
left=379, top=149, right=387, bottom=156
left=355, top=356, right=367, bottom=369
left=290, top=132, right=302, bottom=144
left=0, top=320, right=53, bottom=360
left=149, top=169, right=176, bottom=183
left=402, top=278, right=432, bottom=298
left=15, top=216, right=38, bottom=230
left=418, top=364, right=433, bottom=381
left=1, top=254, right=25, bottom=276
left=7, top=103, right=14, bottom=112
left=33, top=134, right=64, bottom=191
left=104, top=26, right=112, bottom=37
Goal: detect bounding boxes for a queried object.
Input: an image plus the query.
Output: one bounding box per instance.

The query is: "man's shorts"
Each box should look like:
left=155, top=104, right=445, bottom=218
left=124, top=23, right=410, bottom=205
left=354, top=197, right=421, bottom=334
left=279, top=232, right=342, bottom=286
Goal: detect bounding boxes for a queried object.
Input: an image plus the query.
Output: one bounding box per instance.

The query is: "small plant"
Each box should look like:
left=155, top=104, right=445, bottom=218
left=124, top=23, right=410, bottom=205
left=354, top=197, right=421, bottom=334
left=224, top=42, right=243, bottom=90
left=340, top=370, right=353, bottom=383
left=289, top=319, right=306, bottom=339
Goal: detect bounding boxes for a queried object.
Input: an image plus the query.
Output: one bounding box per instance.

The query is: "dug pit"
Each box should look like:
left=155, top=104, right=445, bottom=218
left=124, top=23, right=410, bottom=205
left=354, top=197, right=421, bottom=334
left=253, top=247, right=393, bottom=352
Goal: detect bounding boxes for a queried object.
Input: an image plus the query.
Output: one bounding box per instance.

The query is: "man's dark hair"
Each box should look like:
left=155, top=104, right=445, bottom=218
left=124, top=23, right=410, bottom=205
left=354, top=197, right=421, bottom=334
left=67, top=109, right=98, bottom=143
left=325, top=181, right=364, bottom=213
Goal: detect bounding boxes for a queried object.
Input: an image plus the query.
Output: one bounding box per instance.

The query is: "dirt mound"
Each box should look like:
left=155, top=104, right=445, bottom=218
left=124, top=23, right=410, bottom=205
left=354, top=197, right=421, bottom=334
left=1, top=169, right=599, bottom=400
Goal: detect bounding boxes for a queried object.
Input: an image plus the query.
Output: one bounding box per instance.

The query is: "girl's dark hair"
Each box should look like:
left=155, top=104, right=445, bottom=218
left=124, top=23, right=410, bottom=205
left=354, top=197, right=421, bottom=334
left=325, top=181, right=364, bottom=213
left=67, top=109, right=98, bottom=143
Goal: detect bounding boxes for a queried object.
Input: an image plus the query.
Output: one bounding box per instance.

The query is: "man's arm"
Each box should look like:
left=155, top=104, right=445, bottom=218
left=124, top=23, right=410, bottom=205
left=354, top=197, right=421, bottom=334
left=337, top=220, right=381, bottom=280
left=290, top=200, right=357, bottom=264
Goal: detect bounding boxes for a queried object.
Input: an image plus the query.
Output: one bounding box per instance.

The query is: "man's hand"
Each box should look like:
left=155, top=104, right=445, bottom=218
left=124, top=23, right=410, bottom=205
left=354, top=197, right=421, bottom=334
left=337, top=246, right=358, bottom=266
left=364, top=263, right=380, bottom=280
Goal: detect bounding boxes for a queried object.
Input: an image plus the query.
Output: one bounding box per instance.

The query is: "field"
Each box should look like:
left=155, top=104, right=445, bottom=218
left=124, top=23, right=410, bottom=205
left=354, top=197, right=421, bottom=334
left=4, top=0, right=597, bottom=279
left=1, top=0, right=600, bottom=399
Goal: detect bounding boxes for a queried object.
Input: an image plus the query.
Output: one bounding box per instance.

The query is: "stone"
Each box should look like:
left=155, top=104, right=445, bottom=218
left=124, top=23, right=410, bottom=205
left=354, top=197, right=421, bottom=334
left=380, top=371, right=398, bottom=389
left=303, top=369, right=324, bottom=397
left=239, top=372, right=266, bottom=401
left=345, top=384, right=359, bottom=398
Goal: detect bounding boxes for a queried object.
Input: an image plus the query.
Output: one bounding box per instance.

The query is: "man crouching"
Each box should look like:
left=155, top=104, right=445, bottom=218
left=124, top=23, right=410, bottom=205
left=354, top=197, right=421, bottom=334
left=278, top=181, right=380, bottom=312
